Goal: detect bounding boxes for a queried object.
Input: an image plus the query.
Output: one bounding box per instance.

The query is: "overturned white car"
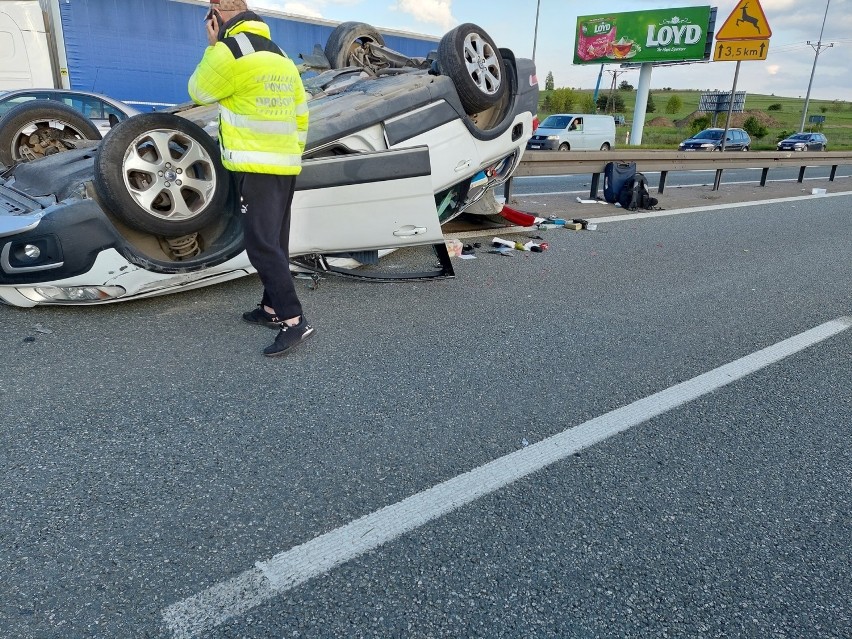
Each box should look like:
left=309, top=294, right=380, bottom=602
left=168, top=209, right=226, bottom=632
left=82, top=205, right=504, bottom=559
left=0, top=22, right=538, bottom=307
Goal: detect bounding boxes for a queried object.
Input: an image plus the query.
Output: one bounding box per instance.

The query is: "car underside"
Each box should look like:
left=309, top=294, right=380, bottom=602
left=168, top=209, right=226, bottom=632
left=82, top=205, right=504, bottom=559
left=0, top=22, right=538, bottom=307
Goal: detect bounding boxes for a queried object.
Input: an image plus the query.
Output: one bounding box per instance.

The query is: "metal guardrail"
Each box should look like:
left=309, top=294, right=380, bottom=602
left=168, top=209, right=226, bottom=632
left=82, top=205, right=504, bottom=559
left=510, top=150, right=852, bottom=199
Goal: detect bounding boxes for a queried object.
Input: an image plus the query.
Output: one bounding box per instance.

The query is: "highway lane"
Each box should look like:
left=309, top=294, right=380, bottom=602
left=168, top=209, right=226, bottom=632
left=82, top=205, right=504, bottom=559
left=513, top=165, right=852, bottom=196
left=1, top=192, right=850, bottom=638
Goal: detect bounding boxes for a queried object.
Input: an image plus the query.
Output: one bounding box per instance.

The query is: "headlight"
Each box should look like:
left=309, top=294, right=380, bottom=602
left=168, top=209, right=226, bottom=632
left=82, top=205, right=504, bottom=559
left=16, top=286, right=126, bottom=303
left=546, top=135, right=559, bottom=141
left=794, top=143, right=806, bottom=149
left=700, top=143, right=715, bottom=149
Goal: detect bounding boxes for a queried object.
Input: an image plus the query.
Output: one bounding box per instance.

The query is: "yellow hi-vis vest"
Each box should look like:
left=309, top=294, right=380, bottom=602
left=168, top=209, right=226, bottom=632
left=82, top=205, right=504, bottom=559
left=188, top=14, right=308, bottom=175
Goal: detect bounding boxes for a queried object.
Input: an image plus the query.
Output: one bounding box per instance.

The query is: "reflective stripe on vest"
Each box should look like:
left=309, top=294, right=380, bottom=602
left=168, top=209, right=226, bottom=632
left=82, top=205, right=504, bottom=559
left=220, top=105, right=297, bottom=135
left=222, top=31, right=285, bottom=59
left=223, top=149, right=302, bottom=168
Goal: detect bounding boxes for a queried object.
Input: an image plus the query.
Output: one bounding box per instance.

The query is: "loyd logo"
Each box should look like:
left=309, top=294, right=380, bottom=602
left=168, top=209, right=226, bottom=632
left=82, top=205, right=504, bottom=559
left=593, top=21, right=612, bottom=34
left=646, top=20, right=702, bottom=47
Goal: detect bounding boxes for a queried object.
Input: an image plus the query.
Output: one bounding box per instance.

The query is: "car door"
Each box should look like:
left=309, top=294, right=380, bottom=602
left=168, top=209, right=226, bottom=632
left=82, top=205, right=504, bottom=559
left=289, top=145, right=444, bottom=255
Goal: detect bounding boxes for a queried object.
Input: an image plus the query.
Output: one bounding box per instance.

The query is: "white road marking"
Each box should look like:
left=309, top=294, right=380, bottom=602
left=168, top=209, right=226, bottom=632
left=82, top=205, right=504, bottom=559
left=592, top=190, right=852, bottom=223
left=162, top=316, right=852, bottom=638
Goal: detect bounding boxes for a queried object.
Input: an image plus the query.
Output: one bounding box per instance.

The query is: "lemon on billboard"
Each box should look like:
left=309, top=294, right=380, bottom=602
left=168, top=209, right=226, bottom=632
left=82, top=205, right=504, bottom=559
left=574, top=6, right=712, bottom=65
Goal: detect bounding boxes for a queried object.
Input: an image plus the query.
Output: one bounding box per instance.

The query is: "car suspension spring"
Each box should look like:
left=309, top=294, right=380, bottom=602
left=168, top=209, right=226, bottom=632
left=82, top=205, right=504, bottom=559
left=162, top=233, right=202, bottom=260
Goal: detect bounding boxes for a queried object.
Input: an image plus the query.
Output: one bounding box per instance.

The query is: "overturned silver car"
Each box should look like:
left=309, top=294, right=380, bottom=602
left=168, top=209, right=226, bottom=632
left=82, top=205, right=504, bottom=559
left=0, top=22, right=538, bottom=307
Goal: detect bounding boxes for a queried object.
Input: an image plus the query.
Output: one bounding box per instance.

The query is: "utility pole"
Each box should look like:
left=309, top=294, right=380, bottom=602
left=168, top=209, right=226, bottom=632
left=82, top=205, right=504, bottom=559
left=604, top=69, right=628, bottom=113
left=799, top=0, right=834, bottom=132
left=532, top=0, right=541, bottom=61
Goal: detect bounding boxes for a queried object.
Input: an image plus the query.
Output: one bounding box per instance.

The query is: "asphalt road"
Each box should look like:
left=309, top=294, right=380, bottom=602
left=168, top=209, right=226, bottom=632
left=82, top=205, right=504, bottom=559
left=2, top=192, right=851, bottom=638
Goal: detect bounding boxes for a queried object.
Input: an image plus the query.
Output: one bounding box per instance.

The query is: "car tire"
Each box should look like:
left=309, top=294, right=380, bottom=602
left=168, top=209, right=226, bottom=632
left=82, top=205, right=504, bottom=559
left=600, top=142, right=611, bottom=151
left=820, top=144, right=827, bottom=151
left=438, top=23, right=507, bottom=115
left=742, top=146, right=750, bottom=151
left=324, top=22, right=386, bottom=69
left=93, top=113, right=230, bottom=237
left=558, top=143, right=570, bottom=151
left=0, top=100, right=101, bottom=166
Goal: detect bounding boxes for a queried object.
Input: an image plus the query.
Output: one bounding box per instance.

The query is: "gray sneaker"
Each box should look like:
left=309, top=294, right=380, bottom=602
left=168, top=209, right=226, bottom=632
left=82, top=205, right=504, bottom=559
left=263, top=316, right=315, bottom=357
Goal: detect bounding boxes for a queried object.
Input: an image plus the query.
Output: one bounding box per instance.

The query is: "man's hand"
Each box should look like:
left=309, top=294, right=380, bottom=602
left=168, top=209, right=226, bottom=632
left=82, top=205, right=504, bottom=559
left=206, top=17, right=220, bottom=46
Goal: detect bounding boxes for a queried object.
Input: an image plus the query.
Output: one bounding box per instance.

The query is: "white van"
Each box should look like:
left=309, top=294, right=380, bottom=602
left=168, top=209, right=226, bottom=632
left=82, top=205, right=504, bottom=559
left=527, top=114, right=616, bottom=151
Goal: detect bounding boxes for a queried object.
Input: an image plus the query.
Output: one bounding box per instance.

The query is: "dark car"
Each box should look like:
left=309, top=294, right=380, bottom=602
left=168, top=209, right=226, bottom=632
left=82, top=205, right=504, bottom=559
left=777, top=132, right=827, bottom=151
left=678, top=127, right=751, bottom=151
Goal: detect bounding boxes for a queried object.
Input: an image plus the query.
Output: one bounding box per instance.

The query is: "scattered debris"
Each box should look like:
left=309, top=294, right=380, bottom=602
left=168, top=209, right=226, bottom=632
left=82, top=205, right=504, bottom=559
left=33, top=324, right=53, bottom=334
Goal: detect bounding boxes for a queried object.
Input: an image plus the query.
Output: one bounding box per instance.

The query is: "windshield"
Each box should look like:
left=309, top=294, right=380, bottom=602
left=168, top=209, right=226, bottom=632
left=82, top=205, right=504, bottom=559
left=539, top=115, right=572, bottom=129
left=788, top=134, right=811, bottom=140
left=694, top=129, right=723, bottom=140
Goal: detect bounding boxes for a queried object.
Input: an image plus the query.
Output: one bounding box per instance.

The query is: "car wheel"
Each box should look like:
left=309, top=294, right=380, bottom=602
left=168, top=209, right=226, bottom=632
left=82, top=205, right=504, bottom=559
left=93, top=113, right=230, bottom=237
left=438, top=23, right=507, bottom=115
left=820, top=144, right=827, bottom=151
left=0, top=100, right=101, bottom=166
left=742, top=145, right=750, bottom=151
left=600, top=142, right=611, bottom=151
left=324, top=22, right=386, bottom=69
left=558, top=143, right=570, bottom=151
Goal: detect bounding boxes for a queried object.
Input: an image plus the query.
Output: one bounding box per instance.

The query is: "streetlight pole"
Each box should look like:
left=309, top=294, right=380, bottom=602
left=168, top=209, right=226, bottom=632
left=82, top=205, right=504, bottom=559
left=799, top=0, right=834, bottom=132
left=532, top=0, right=541, bottom=61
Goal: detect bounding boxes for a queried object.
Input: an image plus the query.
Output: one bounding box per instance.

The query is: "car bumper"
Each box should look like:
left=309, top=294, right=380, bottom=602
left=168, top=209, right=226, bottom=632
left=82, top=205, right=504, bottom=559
left=0, top=247, right=254, bottom=307
left=526, top=140, right=559, bottom=151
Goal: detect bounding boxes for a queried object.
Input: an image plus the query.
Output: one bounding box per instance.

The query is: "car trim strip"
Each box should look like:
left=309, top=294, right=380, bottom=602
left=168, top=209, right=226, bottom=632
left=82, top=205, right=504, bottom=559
left=384, top=101, right=459, bottom=147
left=296, top=146, right=431, bottom=191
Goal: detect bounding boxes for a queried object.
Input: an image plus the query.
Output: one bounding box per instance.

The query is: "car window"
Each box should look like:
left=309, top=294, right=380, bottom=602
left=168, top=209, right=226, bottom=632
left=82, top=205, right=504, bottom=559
left=60, top=95, right=109, bottom=119
left=696, top=130, right=722, bottom=140
left=0, top=93, right=51, bottom=116
left=540, top=115, right=571, bottom=129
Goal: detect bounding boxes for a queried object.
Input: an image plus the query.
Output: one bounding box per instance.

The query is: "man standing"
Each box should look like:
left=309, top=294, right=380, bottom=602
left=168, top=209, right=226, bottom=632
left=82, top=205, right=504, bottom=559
left=189, top=0, right=313, bottom=357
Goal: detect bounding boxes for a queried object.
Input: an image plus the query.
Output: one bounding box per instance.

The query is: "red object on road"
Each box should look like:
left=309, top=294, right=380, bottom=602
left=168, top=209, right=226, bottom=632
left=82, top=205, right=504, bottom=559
left=499, top=205, right=539, bottom=227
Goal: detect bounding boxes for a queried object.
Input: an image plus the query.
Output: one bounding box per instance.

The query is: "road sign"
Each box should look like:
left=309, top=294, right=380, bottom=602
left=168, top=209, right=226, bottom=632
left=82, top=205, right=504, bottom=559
left=713, top=39, right=770, bottom=61
left=716, top=0, right=772, bottom=40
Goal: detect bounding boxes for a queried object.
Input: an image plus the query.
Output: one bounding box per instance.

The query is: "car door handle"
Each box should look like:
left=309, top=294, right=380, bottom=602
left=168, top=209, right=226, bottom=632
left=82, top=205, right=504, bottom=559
left=393, top=225, right=427, bottom=237
left=454, top=159, right=472, bottom=172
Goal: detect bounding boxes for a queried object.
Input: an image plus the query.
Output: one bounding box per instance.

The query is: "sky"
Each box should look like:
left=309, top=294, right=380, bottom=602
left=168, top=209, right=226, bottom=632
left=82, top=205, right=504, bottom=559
left=247, top=0, right=852, bottom=103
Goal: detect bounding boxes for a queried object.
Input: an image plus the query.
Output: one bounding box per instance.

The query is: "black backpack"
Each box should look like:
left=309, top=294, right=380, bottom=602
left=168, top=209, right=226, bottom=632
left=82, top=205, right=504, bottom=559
left=618, top=172, right=658, bottom=211
left=603, top=161, right=636, bottom=204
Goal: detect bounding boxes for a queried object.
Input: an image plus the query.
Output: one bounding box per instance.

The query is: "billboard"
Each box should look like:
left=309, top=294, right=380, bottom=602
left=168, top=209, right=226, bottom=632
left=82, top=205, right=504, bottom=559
left=574, top=6, right=712, bottom=65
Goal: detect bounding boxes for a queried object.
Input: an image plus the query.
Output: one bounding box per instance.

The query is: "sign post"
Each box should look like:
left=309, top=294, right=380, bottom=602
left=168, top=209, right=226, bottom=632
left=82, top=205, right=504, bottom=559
left=712, top=0, right=772, bottom=169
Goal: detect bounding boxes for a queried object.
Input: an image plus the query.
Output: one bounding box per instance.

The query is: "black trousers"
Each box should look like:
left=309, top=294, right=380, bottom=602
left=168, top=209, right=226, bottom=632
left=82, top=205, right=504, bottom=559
left=236, top=172, right=302, bottom=320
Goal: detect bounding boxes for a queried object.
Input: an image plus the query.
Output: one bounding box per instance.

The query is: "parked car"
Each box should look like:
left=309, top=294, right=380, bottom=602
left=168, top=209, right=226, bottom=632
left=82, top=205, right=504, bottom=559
left=777, top=132, right=827, bottom=151
left=0, top=89, right=140, bottom=164
left=526, top=114, right=615, bottom=151
left=678, top=127, right=751, bottom=151
left=0, top=21, right=538, bottom=307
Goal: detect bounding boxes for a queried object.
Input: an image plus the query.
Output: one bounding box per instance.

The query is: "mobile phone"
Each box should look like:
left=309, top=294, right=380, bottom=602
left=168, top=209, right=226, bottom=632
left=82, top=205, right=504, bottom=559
left=204, top=8, right=224, bottom=29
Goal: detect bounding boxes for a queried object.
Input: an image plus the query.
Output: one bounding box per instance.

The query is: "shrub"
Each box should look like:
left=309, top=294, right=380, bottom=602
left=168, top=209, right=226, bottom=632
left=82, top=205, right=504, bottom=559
left=689, top=115, right=711, bottom=135
left=665, top=95, right=682, bottom=114
left=646, top=93, right=657, bottom=113
left=549, top=88, right=577, bottom=112
left=742, top=115, right=768, bottom=140
left=580, top=93, right=597, bottom=113
left=767, top=103, right=782, bottom=111
left=545, top=72, right=554, bottom=91
left=776, top=129, right=793, bottom=142
left=597, top=92, right=625, bottom=112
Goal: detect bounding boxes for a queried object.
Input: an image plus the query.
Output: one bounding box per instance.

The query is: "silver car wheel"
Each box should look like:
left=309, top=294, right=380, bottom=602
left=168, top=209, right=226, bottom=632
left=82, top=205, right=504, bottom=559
left=462, top=32, right=502, bottom=97
left=120, top=128, right=218, bottom=222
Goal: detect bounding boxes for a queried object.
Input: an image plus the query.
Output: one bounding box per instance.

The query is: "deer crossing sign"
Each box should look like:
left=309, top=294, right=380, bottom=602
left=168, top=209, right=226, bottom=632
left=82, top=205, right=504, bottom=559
left=715, top=0, right=772, bottom=41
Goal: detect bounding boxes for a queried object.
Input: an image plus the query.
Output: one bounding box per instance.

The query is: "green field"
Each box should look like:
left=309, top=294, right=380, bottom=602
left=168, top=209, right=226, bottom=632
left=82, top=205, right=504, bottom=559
left=538, top=89, right=852, bottom=150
